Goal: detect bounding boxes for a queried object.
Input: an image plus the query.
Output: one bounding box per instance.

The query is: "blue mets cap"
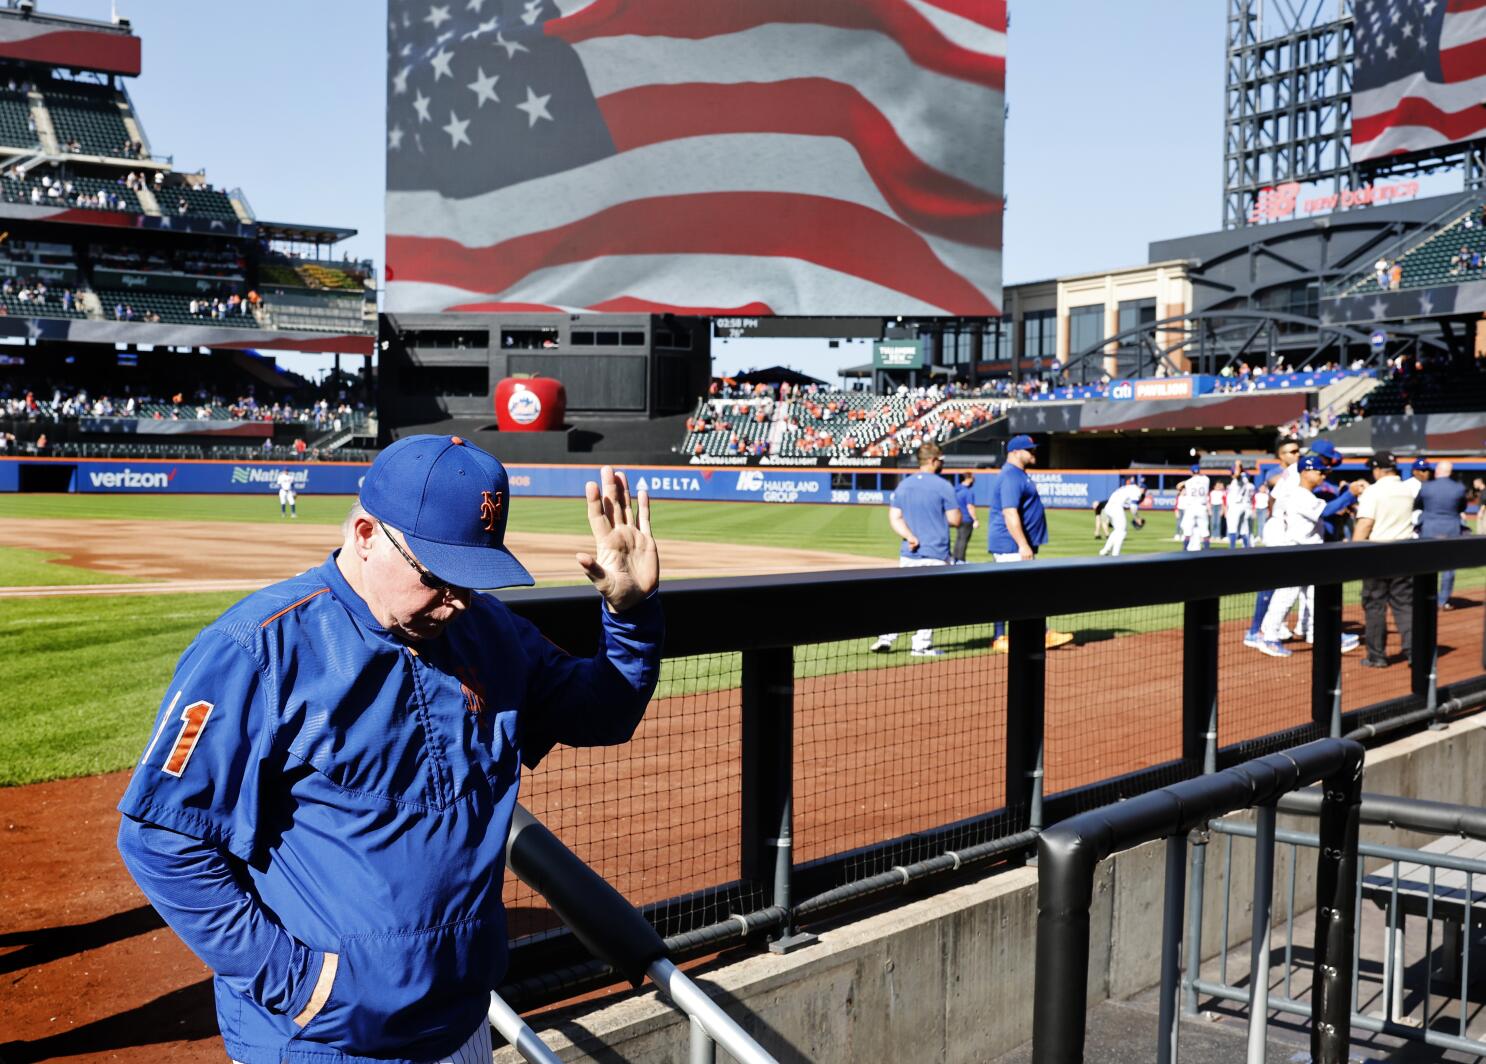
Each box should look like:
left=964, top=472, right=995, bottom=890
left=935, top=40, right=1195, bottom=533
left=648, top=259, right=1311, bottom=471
left=1190, top=463, right=1201, bottom=473
left=1412, top=457, right=1433, bottom=473
left=360, top=434, right=534, bottom=590
left=1297, top=454, right=1326, bottom=472
left=1308, top=438, right=1341, bottom=463
left=1007, top=434, right=1038, bottom=451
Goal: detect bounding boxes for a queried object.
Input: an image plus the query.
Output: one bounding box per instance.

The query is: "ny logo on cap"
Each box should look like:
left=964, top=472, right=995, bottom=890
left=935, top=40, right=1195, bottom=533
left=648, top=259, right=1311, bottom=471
left=479, top=490, right=503, bottom=533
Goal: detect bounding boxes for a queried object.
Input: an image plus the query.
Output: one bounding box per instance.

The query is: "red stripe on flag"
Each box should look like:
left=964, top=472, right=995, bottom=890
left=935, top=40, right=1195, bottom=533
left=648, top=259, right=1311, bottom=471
left=1441, top=35, right=1486, bottom=82
left=387, top=192, right=998, bottom=314
left=447, top=297, right=779, bottom=315
left=1352, top=94, right=1486, bottom=146
left=598, top=80, right=1002, bottom=248
left=1447, top=0, right=1486, bottom=13
left=547, top=0, right=1004, bottom=92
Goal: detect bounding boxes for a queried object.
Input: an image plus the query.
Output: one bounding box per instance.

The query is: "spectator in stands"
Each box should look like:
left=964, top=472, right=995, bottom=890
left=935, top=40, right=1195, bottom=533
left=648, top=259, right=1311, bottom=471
left=1389, top=262, right=1403, bottom=290
left=113, top=301, right=124, bottom=320
left=1375, top=257, right=1389, bottom=289
left=294, top=437, right=308, bottom=458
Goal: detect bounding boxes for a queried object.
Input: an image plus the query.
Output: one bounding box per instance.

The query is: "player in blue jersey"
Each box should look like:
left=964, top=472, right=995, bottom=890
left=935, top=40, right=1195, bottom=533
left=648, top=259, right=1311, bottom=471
left=870, top=442, right=962, bottom=655
left=117, top=436, right=663, bottom=1064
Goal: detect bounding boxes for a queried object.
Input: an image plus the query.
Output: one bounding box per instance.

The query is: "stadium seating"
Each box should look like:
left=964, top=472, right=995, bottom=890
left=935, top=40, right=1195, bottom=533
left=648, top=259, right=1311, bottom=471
left=44, top=84, right=140, bottom=158
left=0, top=86, right=37, bottom=150
left=1344, top=203, right=1486, bottom=296
left=260, top=290, right=368, bottom=333
left=94, top=288, right=257, bottom=327
left=681, top=389, right=1012, bottom=460
left=160, top=184, right=239, bottom=222
left=0, top=291, right=86, bottom=319
left=0, top=172, right=139, bottom=213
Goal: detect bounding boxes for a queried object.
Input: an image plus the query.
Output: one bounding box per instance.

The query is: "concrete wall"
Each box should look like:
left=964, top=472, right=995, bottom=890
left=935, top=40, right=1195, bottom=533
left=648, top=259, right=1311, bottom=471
left=496, top=714, right=1486, bottom=1063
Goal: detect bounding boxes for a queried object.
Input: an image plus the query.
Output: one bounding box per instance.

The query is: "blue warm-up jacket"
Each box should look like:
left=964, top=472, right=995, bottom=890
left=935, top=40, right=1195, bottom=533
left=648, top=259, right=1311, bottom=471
left=118, top=552, right=662, bottom=1064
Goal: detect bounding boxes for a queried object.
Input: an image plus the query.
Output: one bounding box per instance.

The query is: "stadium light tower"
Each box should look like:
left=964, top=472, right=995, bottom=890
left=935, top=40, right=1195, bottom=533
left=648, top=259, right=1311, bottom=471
left=1223, top=0, right=1359, bottom=228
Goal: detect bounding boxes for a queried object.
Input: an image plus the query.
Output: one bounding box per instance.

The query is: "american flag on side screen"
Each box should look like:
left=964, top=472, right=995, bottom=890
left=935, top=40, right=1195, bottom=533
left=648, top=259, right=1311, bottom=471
left=1352, top=0, right=1486, bottom=162
left=384, top=0, right=1005, bottom=316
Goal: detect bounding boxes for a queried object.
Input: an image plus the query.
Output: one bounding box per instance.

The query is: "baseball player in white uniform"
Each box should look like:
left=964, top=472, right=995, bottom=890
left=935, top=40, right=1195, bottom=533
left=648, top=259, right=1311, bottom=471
left=1098, top=478, right=1146, bottom=557
left=1175, top=464, right=1211, bottom=552
left=1256, top=455, right=1362, bottom=657
left=276, top=469, right=298, bottom=519
left=1225, top=472, right=1254, bottom=548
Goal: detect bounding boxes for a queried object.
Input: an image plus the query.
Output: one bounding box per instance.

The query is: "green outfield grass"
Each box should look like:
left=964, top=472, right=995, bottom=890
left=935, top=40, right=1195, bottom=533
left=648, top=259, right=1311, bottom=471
left=2, top=492, right=1481, bottom=787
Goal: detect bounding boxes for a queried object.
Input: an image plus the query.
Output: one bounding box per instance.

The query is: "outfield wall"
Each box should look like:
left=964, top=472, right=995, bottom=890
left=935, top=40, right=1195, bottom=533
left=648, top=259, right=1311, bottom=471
left=0, top=457, right=1187, bottom=509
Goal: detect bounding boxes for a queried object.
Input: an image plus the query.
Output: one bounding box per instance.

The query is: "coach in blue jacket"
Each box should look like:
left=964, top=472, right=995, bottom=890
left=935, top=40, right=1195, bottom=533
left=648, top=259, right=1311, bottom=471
left=117, top=436, right=663, bottom=1064
left=1418, top=459, right=1468, bottom=608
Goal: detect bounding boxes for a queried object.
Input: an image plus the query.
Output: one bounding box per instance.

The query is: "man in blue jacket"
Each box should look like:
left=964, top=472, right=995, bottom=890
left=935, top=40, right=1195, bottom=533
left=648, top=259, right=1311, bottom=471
left=1418, top=459, right=1468, bottom=608
left=985, top=434, right=1073, bottom=652
left=117, top=435, right=663, bottom=1064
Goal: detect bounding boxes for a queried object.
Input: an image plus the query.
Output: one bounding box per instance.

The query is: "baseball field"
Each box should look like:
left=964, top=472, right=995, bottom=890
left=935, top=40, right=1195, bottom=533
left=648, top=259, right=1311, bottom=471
left=3, top=491, right=1484, bottom=1063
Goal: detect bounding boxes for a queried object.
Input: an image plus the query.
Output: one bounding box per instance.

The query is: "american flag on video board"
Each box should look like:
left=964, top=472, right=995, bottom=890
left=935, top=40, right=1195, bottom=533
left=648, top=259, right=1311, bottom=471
left=1352, top=0, right=1486, bottom=162
left=384, top=0, right=1004, bottom=316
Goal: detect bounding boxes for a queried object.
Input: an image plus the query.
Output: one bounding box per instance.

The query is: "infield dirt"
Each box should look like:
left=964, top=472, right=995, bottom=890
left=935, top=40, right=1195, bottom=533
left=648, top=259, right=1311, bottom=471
left=0, top=517, right=893, bottom=596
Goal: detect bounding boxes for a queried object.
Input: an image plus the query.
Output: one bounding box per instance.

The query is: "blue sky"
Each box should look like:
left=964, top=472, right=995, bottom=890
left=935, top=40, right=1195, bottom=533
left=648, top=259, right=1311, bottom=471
left=30, top=2, right=1468, bottom=382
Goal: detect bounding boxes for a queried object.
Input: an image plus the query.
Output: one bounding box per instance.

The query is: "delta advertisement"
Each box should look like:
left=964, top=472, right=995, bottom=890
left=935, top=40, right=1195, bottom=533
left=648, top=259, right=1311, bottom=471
left=0, top=459, right=1168, bottom=510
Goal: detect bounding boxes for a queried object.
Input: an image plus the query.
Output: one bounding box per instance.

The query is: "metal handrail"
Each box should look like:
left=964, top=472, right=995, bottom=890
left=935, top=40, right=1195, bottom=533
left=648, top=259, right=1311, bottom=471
left=501, top=803, right=780, bottom=1064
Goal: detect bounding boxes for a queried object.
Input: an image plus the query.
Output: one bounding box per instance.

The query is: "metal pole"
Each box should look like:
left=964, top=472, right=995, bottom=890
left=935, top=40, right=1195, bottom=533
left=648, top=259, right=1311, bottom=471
left=1246, top=803, right=1277, bottom=1063
left=1184, top=832, right=1208, bottom=1017
left=649, top=958, right=780, bottom=1064
left=1158, top=834, right=1188, bottom=1064
left=1007, top=617, right=1048, bottom=833
left=690, top=1015, right=716, bottom=1064
left=488, top=992, right=564, bottom=1064
left=1311, top=583, right=1343, bottom=738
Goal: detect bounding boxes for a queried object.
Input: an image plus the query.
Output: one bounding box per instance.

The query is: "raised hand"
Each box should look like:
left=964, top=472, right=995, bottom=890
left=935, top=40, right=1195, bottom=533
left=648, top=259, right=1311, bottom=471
left=575, top=466, right=660, bottom=612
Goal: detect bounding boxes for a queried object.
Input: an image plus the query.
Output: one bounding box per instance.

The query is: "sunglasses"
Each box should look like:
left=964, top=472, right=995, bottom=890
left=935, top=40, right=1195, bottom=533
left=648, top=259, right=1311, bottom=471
left=379, top=520, right=460, bottom=593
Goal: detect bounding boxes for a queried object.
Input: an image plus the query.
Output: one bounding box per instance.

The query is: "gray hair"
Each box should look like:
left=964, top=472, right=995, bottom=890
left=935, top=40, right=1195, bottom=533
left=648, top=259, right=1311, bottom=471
left=343, top=499, right=368, bottom=537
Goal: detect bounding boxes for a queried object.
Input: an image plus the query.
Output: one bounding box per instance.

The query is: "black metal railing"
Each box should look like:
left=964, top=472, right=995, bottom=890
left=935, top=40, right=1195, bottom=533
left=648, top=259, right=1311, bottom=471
left=1030, top=737, right=1365, bottom=1064
left=497, top=538, right=1486, bottom=1008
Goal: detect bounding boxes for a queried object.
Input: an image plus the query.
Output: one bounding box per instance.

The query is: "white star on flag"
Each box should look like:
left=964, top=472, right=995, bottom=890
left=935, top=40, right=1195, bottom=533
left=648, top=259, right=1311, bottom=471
left=425, top=3, right=451, bottom=29
left=494, top=32, right=528, bottom=58
left=392, top=65, right=411, bottom=95
left=515, top=85, right=553, bottom=126
left=468, top=67, right=499, bottom=107
left=521, top=0, right=544, bottom=25
left=443, top=110, right=472, bottom=148
left=431, top=47, right=454, bottom=80
left=464, top=16, right=498, bottom=40
left=389, top=124, right=405, bottom=150
left=466, top=0, right=485, bottom=10
left=413, top=89, right=432, bottom=123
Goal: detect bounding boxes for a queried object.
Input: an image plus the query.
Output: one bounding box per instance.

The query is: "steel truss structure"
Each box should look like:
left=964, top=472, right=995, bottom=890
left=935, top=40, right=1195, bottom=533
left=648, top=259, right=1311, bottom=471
left=1064, top=308, right=1443, bottom=384
left=1223, top=0, right=1486, bottom=229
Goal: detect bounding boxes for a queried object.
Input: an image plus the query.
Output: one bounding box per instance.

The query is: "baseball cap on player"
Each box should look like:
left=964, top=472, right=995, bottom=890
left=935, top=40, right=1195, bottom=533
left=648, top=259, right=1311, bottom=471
left=1297, top=454, right=1326, bottom=472
left=1411, top=457, right=1434, bottom=473
left=1308, top=438, right=1341, bottom=464
left=1007, top=434, right=1038, bottom=452
left=1367, top=451, right=1398, bottom=470
left=360, top=434, right=534, bottom=590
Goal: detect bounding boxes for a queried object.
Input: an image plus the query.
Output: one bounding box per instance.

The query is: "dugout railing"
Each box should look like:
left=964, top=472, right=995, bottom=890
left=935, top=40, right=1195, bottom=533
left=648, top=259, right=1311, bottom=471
left=495, top=538, right=1486, bottom=1009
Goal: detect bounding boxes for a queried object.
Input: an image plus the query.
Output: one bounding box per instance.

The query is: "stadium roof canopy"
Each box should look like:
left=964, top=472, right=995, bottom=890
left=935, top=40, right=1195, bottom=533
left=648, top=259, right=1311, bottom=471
left=256, top=221, right=358, bottom=245
left=727, top=365, right=827, bottom=387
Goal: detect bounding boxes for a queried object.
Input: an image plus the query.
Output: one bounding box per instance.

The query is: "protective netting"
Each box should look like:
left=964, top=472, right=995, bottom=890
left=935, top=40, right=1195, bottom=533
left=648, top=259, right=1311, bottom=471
left=505, top=650, right=763, bottom=945
left=1218, top=589, right=1316, bottom=750
left=1043, top=603, right=1186, bottom=797
left=795, top=621, right=1014, bottom=879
